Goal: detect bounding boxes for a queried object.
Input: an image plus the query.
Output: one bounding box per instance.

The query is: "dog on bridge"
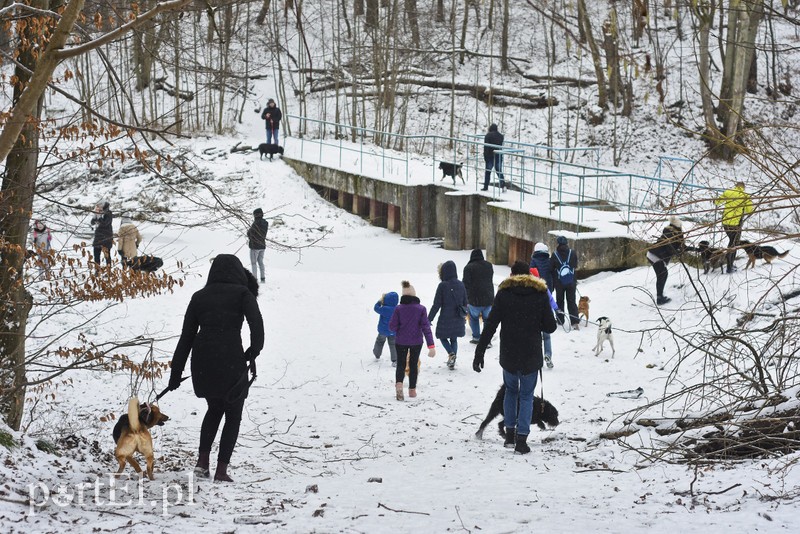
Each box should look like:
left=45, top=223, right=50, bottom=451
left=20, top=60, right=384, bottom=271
left=438, top=161, right=465, bottom=185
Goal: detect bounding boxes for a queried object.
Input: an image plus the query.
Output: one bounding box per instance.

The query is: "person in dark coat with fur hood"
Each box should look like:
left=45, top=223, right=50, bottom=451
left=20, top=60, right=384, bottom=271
left=472, top=261, right=557, bottom=454
left=168, top=254, right=264, bottom=482
left=428, top=260, right=468, bottom=370
left=462, top=249, right=494, bottom=343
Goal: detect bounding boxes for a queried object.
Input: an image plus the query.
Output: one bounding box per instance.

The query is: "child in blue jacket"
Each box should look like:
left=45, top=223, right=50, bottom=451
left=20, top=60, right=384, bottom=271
left=373, top=291, right=399, bottom=365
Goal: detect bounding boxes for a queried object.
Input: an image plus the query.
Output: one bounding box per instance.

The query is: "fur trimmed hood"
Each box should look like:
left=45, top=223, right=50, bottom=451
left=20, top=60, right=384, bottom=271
left=498, top=274, right=548, bottom=292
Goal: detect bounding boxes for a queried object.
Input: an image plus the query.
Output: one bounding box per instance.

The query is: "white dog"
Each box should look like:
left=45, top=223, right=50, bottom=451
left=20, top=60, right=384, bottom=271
left=593, top=316, right=615, bottom=358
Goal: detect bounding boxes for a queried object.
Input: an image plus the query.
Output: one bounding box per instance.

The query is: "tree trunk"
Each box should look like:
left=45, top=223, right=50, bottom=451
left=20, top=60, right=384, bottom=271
left=577, top=0, right=607, bottom=109
left=405, top=0, right=420, bottom=48
left=692, top=1, right=723, bottom=145
left=354, top=0, right=364, bottom=16
left=459, top=0, right=469, bottom=64
left=500, top=0, right=509, bottom=71
left=602, top=14, right=621, bottom=108
left=366, top=0, right=379, bottom=26
left=256, top=0, right=272, bottom=24
left=436, top=0, right=445, bottom=22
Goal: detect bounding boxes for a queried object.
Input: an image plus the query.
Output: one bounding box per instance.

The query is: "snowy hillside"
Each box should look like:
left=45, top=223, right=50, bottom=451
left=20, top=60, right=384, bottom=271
left=1, top=138, right=798, bottom=532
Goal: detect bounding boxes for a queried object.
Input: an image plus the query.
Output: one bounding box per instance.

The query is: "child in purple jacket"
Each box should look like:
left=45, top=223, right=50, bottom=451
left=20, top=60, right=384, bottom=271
left=388, top=281, right=436, bottom=400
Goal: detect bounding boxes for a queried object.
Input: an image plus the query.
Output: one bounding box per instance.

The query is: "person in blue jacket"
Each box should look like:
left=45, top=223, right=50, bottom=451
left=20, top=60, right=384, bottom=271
left=428, top=260, right=468, bottom=370
left=373, top=291, right=399, bottom=366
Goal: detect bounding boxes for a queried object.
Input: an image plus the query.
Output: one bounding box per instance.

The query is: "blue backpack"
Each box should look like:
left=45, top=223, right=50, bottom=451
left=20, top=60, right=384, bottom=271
left=556, top=250, right=575, bottom=285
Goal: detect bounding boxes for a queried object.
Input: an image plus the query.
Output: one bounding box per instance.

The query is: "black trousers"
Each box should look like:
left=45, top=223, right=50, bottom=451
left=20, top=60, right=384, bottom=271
left=651, top=260, right=668, bottom=298
left=724, top=225, right=742, bottom=270
left=93, top=245, right=112, bottom=266
left=555, top=284, right=579, bottom=326
left=395, top=344, right=422, bottom=389
left=199, top=396, right=246, bottom=464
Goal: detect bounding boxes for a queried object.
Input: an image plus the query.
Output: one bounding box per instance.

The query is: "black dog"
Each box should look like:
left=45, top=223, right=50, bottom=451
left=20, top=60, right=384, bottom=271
left=740, top=240, right=789, bottom=269
left=438, top=161, right=465, bottom=185
left=475, top=385, right=560, bottom=440
left=126, top=255, right=164, bottom=272
left=259, top=143, right=284, bottom=160
left=697, top=240, right=726, bottom=274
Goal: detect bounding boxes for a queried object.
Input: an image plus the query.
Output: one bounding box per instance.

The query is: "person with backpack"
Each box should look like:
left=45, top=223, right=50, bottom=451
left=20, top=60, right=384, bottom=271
left=428, top=260, right=468, bottom=370
left=261, top=99, right=282, bottom=145
left=550, top=235, right=579, bottom=329
left=647, top=216, right=686, bottom=305
left=462, top=249, right=494, bottom=344
left=472, top=261, right=557, bottom=454
left=247, top=208, right=269, bottom=283
left=530, top=242, right=558, bottom=367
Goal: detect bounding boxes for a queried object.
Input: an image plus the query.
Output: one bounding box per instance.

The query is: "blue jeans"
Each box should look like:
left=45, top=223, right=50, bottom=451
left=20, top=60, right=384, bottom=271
left=267, top=128, right=279, bottom=145
left=468, top=305, right=492, bottom=340
left=502, top=369, right=538, bottom=436
left=542, top=331, right=552, bottom=358
left=483, top=154, right=505, bottom=188
left=439, top=337, right=458, bottom=355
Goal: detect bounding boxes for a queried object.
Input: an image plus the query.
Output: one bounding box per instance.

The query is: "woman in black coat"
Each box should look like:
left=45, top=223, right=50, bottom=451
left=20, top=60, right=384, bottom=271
left=647, top=216, right=685, bottom=305
left=428, top=260, right=468, bottom=370
left=90, top=201, right=114, bottom=266
left=169, top=254, right=264, bottom=482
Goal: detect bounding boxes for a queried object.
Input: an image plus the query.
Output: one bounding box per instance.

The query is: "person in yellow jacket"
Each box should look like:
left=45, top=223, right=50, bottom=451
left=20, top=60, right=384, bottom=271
left=117, top=217, right=142, bottom=268
left=714, top=181, right=753, bottom=273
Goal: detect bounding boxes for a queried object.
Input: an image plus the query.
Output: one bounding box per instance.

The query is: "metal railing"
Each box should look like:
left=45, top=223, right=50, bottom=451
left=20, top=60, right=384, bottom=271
left=287, top=115, right=714, bottom=232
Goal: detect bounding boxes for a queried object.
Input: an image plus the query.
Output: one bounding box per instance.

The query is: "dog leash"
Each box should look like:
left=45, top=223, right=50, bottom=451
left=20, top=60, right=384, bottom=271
left=155, top=376, right=191, bottom=402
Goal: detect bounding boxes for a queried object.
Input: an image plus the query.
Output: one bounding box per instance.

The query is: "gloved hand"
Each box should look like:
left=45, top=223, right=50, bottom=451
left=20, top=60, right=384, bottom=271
left=244, top=347, right=257, bottom=361
left=168, top=373, right=183, bottom=391
left=427, top=347, right=436, bottom=358
left=472, top=352, right=485, bottom=373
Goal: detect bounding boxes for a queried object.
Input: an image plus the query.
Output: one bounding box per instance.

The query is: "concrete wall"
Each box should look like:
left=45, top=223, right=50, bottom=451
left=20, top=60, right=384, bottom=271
left=284, top=158, right=649, bottom=273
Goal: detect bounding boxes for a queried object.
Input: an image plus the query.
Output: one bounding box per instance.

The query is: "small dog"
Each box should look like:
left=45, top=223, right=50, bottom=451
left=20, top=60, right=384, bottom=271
left=475, top=385, right=560, bottom=440
left=740, top=240, right=789, bottom=269
left=438, top=161, right=465, bottom=185
left=258, top=143, right=284, bottom=160
left=577, top=296, right=590, bottom=326
left=697, top=240, right=726, bottom=274
left=593, top=316, right=615, bottom=358
left=113, top=396, right=169, bottom=480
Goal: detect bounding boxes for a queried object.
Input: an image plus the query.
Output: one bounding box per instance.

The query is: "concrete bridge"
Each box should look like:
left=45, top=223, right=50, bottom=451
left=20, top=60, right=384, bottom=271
left=283, top=158, right=650, bottom=277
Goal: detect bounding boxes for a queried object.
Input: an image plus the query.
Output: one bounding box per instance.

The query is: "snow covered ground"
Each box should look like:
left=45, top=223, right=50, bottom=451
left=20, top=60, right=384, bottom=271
left=1, top=137, right=798, bottom=533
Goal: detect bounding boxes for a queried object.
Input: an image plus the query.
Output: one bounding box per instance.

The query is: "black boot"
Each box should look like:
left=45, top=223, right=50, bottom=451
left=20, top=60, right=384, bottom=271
left=194, top=450, right=210, bottom=478
left=504, top=427, right=516, bottom=448
left=515, top=433, right=531, bottom=454
left=214, top=461, right=234, bottom=482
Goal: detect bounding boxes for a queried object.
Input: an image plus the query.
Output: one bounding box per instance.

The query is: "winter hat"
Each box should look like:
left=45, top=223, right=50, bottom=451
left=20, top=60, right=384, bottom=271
left=253, top=208, right=264, bottom=217
left=511, top=261, right=530, bottom=275
left=33, top=220, right=45, bottom=231
left=556, top=236, right=568, bottom=246
left=267, top=98, right=276, bottom=105
left=534, top=242, right=549, bottom=254
left=120, top=216, right=132, bottom=225
left=489, top=123, right=498, bottom=132
left=529, top=266, right=540, bottom=277
left=669, top=216, right=682, bottom=229
left=401, top=280, right=416, bottom=297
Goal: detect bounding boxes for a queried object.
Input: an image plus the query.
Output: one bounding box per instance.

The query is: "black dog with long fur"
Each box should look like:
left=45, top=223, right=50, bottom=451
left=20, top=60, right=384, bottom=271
left=475, top=385, right=560, bottom=439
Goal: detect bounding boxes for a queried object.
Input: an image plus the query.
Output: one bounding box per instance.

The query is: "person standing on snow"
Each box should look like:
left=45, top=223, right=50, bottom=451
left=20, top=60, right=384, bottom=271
left=261, top=98, right=282, bottom=145
left=550, top=236, right=579, bottom=329
left=428, top=260, right=468, bottom=371
left=472, top=261, right=557, bottom=454
left=247, top=208, right=269, bottom=283
left=462, top=249, right=494, bottom=344
left=168, top=254, right=263, bottom=482
left=90, top=201, right=114, bottom=267
left=482, top=123, right=506, bottom=191
left=714, top=181, right=753, bottom=274
left=31, top=219, right=53, bottom=278
left=117, top=216, right=141, bottom=269
left=373, top=290, right=399, bottom=366
left=389, top=281, right=436, bottom=401
left=646, top=216, right=686, bottom=306
left=530, top=242, right=558, bottom=368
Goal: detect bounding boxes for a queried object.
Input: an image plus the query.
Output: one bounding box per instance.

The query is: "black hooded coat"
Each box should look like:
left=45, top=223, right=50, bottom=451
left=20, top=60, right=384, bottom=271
left=170, top=254, right=264, bottom=399
left=428, top=260, right=467, bottom=339
left=462, top=249, right=494, bottom=307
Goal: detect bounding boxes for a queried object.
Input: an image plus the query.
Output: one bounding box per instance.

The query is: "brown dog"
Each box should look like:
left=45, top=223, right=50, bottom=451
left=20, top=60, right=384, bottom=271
left=578, top=296, right=590, bottom=326
left=740, top=241, right=789, bottom=269
left=113, top=396, right=169, bottom=480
